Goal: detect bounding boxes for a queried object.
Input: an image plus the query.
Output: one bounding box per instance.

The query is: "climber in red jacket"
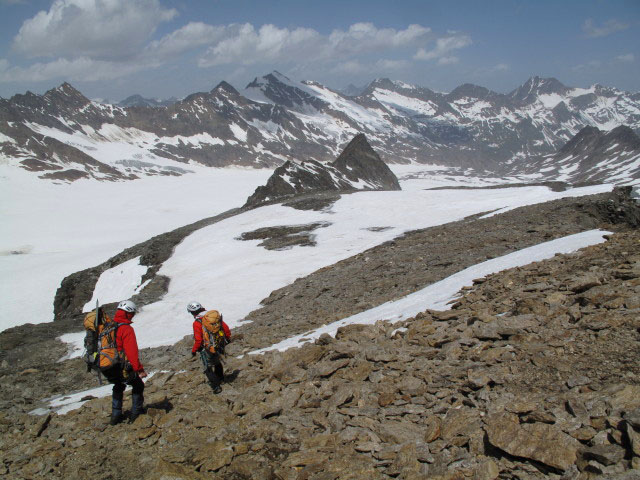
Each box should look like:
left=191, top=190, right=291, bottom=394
left=103, top=300, right=147, bottom=425
left=187, top=301, right=231, bottom=394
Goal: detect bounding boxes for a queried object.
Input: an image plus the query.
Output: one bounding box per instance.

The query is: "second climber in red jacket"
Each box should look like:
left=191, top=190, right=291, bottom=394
left=188, top=301, right=231, bottom=393
left=103, top=300, right=147, bottom=425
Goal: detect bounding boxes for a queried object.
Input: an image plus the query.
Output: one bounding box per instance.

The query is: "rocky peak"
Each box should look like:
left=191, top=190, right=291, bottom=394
left=245, top=71, right=326, bottom=111
left=212, top=81, right=240, bottom=96
left=362, top=78, right=421, bottom=97
left=118, top=94, right=176, bottom=108
left=559, top=125, right=640, bottom=157
left=340, top=83, right=367, bottom=97
left=43, top=82, right=90, bottom=108
left=332, top=133, right=401, bottom=190
left=366, top=78, right=396, bottom=91
left=118, top=94, right=147, bottom=107
left=528, top=125, right=640, bottom=184
left=509, top=76, right=568, bottom=103
left=606, top=125, right=640, bottom=149
left=447, top=83, right=495, bottom=101
left=244, top=133, right=400, bottom=207
left=558, top=125, right=602, bottom=155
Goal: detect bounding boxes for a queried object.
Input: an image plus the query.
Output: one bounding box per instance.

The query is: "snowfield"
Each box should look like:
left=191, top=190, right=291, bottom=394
left=54, top=165, right=613, bottom=358
left=0, top=165, right=272, bottom=331
left=1, top=160, right=615, bottom=361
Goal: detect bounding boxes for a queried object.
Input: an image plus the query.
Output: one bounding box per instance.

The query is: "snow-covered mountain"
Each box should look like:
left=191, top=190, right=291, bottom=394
left=524, top=125, right=640, bottom=184
left=1, top=73, right=639, bottom=182
left=117, top=94, right=178, bottom=108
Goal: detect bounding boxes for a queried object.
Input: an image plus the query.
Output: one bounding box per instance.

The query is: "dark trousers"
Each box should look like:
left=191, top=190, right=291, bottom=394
left=103, top=365, right=145, bottom=416
left=200, top=351, right=224, bottom=387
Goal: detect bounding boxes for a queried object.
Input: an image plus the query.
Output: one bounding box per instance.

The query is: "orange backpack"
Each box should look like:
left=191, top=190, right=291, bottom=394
left=83, top=306, right=125, bottom=371
left=199, top=310, right=226, bottom=354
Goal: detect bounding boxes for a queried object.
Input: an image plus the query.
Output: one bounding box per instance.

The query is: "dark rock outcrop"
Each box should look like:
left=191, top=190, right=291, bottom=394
left=333, top=134, right=401, bottom=191
left=244, top=134, right=400, bottom=207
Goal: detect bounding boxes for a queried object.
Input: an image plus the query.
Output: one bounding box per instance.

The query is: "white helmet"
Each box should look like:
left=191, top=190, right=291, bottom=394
left=117, top=300, right=137, bottom=313
left=187, top=301, right=203, bottom=313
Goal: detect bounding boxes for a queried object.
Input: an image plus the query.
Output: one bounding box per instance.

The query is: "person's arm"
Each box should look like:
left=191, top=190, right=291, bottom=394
left=192, top=321, right=203, bottom=354
left=120, top=325, right=144, bottom=373
left=221, top=320, right=231, bottom=341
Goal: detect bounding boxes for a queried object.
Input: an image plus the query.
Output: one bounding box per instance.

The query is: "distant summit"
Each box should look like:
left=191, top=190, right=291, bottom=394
left=118, top=94, right=177, bottom=108
left=244, top=134, right=400, bottom=207
left=524, top=125, right=640, bottom=184
left=340, top=83, right=367, bottom=97
left=244, top=71, right=326, bottom=111
left=509, top=76, right=569, bottom=103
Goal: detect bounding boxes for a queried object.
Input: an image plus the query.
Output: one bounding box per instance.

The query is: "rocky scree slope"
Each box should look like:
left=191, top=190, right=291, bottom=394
left=244, top=133, right=401, bottom=207
left=1, top=225, right=640, bottom=479
left=2, top=73, right=640, bottom=181
left=0, top=187, right=637, bottom=420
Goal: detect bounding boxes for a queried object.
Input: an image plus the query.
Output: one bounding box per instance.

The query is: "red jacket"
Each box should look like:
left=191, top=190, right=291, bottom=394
left=114, top=309, right=144, bottom=373
left=192, top=315, right=231, bottom=353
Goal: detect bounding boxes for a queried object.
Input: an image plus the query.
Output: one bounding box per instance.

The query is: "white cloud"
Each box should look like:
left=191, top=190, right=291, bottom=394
left=572, top=60, right=602, bottom=72
left=331, top=60, right=367, bottom=75
left=414, top=33, right=472, bottom=61
left=0, top=57, right=145, bottom=83
left=437, top=56, right=459, bottom=65
left=2, top=17, right=470, bottom=86
left=13, top=0, right=178, bottom=60
left=472, top=63, right=510, bottom=78
left=198, top=23, right=320, bottom=67
left=327, top=23, right=430, bottom=57
left=615, top=53, right=635, bottom=63
left=199, top=22, right=433, bottom=67
left=582, top=18, right=629, bottom=38
left=376, top=59, right=411, bottom=70
left=145, top=22, right=226, bottom=61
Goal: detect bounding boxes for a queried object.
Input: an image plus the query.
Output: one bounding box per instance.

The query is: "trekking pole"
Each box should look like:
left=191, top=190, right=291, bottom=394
left=95, top=300, right=103, bottom=386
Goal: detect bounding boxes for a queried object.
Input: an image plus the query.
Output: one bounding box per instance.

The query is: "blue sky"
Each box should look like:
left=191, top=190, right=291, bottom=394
left=0, top=0, right=638, bottom=101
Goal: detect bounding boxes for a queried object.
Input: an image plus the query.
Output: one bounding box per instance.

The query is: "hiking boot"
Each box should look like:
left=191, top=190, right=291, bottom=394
left=128, top=408, right=146, bottom=424
left=110, top=413, right=123, bottom=426
left=209, top=383, right=222, bottom=394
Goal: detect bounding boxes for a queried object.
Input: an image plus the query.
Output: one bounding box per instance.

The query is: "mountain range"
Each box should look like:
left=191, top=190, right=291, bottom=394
left=117, top=94, right=178, bottom=108
left=1, top=72, right=639, bottom=182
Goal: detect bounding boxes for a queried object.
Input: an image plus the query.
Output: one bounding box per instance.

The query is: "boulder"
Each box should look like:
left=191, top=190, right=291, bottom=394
left=484, top=412, right=579, bottom=471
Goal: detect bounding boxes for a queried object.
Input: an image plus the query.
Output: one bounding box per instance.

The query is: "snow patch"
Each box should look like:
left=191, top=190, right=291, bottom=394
left=250, top=229, right=611, bottom=354
left=82, top=256, right=148, bottom=312
left=229, top=123, right=248, bottom=142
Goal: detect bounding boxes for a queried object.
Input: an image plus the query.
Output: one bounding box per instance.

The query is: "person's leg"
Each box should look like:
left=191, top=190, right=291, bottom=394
left=214, top=360, right=224, bottom=384
left=204, top=367, right=217, bottom=385
left=111, top=382, right=125, bottom=425
left=209, top=354, right=224, bottom=393
left=128, top=375, right=145, bottom=422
